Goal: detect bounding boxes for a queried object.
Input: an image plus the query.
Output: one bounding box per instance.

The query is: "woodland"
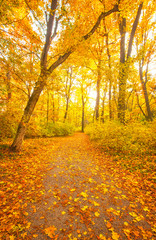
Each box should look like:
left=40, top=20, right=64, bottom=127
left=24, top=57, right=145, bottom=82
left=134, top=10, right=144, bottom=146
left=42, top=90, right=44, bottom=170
left=0, top=0, right=156, bottom=239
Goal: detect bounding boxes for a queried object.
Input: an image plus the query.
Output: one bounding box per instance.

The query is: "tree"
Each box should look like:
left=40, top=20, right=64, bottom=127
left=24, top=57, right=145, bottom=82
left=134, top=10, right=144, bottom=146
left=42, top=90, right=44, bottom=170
left=135, top=2, right=156, bottom=121
left=118, top=2, right=143, bottom=123
left=9, top=0, right=119, bottom=151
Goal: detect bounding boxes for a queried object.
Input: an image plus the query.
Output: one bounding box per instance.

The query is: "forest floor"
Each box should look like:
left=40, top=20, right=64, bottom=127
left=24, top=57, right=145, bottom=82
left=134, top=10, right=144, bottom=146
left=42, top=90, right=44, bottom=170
left=0, top=133, right=155, bottom=240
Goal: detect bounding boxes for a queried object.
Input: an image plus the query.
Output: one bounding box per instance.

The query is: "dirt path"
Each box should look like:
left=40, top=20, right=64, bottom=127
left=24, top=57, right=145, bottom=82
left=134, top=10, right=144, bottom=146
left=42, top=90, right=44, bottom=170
left=26, top=133, right=154, bottom=240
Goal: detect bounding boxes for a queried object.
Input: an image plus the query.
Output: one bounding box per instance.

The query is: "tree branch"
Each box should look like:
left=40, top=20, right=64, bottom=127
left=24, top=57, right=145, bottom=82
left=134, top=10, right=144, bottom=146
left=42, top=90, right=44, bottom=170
left=127, top=2, right=143, bottom=59
left=41, top=0, right=58, bottom=69
left=48, top=4, right=119, bottom=74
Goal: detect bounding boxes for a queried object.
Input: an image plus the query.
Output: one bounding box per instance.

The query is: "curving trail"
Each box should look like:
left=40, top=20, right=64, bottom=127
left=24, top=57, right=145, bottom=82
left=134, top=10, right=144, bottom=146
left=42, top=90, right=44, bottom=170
left=26, top=133, right=154, bottom=239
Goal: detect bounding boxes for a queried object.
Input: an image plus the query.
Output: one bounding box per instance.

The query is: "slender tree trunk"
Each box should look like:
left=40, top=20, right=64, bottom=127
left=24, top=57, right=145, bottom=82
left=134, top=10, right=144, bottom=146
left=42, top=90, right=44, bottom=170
left=52, top=93, right=55, bottom=123
left=101, top=83, right=108, bottom=123
left=47, top=90, right=49, bottom=124
left=95, top=59, right=101, bottom=120
left=118, top=17, right=126, bottom=124
left=64, top=97, right=69, bottom=122
left=139, top=62, right=153, bottom=120
left=105, top=32, right=112, bottom=120
left=6, top=69, right=11, bottom=100
left=82, top=95, right=85, bottom=132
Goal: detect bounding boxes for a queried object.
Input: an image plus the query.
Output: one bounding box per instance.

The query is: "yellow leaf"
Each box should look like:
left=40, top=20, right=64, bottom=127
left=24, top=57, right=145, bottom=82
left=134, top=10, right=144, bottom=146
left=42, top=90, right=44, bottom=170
left=70, top=189, right=76, bottom=192
left=33, top=234, right=38, bottom=238
left=10, top=236, right=15, bottom=240
left=124, top=222, right=128, bottom=226
left=93, top=201, right=100, bottom=206
left=143, top=207, right=149, bottom=212
left=99, top=234, right=106, bottom=240
left=26, top=222, right=31, bottom=229
left=74, top=198, right=79, bottom=202
left=69, top=207, right=74, bottom=212
left=112, top=231, right=120, bottom=240
left=95, top=211, right=100, bottom=217
left=88, top=178, right=94, bottom=183
left=80, top=192, right=88, bottom=198
left=81, top=206, right=88, bottom=211
left=62, top=211, right=66, bottom=215
left=21, top=232, right=27, bottom=238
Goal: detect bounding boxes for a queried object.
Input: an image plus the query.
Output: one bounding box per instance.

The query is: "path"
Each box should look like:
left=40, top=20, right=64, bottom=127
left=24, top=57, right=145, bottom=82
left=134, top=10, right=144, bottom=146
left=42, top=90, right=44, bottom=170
left=26, top=133, right=154, bottom=239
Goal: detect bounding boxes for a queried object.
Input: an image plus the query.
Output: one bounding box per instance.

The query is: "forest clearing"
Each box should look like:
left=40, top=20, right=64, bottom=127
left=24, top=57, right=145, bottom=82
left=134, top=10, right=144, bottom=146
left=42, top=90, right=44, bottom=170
left=0, top=0, right=156, bottom=239
left=0, top=133, right=155, bottom=239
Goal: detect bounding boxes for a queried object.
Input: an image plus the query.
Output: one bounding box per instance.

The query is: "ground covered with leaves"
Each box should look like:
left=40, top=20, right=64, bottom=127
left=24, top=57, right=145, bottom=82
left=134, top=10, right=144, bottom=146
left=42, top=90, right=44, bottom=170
left=0, top=133, right=155, bottom=239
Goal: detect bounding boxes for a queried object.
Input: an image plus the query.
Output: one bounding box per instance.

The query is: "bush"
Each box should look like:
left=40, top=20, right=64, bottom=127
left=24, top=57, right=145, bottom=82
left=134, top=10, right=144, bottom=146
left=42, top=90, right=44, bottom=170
left=0, top=112, right=18, bottom=140
left=26, top=121, right=75, bottom=138
left=85, top=120, right=156, bottom=156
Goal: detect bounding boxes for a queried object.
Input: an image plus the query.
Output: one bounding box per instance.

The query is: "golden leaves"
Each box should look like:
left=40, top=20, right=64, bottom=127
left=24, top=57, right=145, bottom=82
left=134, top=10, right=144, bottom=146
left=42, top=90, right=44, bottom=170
left=44, top=226, right=57, bottom=238
left=80, top=192, right=88, bottom=198
left=94, top=211, right=100, bottom=217
left=1, top=134, right=155, bottom=239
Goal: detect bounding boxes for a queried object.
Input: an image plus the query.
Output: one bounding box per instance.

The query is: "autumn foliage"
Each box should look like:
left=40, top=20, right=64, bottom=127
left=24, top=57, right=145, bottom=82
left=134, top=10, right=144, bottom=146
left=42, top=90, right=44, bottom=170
left=0, top=0, right=156, bottom=239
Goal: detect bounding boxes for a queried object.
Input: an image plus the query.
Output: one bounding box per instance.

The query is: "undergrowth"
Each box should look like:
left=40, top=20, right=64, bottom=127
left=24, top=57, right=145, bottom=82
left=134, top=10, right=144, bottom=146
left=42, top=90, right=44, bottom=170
left=85, top=120, right=156, bottom=178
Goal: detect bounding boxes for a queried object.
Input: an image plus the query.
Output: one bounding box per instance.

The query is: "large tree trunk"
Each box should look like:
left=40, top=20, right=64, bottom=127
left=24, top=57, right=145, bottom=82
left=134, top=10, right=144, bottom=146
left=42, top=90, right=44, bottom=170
left=10, top=79, right=45, bottom=151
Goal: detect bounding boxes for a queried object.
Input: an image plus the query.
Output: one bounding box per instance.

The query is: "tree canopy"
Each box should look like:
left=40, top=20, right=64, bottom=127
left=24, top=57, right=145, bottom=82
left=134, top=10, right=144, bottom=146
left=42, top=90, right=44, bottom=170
left=0, top=0, right=155, bottom=150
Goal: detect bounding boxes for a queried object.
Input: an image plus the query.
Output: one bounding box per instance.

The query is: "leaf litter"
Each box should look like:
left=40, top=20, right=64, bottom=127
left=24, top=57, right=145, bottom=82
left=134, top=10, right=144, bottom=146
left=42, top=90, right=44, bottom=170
left=0, top=133, right=155, bottom=239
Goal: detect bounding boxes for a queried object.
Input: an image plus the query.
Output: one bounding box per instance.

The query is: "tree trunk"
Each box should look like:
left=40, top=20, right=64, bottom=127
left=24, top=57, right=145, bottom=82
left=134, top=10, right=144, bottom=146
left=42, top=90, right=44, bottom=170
left=101, top=83, right=108, bottom=123
left=47, top=90, right=49, bottom=124
left=64, top=97, right=69, bottom=122
left=82, top=95, right=85, bottom=132
left=105, top=32, right=113, bottom=120
left=95, top=59, right=101, bottom=120
left=139, top=62, right=153, bottom=121
left=10, top=79, right=45, bottom=151
left=118, top=3, right=143, bottom=124
left=118, top=17, right=126, bottom=124
left=52, top=93, right=55, bottom=123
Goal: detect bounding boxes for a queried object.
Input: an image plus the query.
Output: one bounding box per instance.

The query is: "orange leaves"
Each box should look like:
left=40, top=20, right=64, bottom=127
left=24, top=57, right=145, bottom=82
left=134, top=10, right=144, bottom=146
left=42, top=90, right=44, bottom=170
left=1, top=134, right=155, bottom=239
left=0, top=139, right=54, bottom=238
left=44, top=226, right=57, bottom=238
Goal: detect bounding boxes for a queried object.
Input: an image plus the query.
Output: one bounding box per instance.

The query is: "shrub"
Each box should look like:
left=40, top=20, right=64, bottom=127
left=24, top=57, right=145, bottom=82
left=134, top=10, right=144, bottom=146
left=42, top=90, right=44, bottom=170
left=26, top=121, right=75, bottom=138
left=85, top=120, right=156, bottom=156
left=0, top=112, right=18, bottom=140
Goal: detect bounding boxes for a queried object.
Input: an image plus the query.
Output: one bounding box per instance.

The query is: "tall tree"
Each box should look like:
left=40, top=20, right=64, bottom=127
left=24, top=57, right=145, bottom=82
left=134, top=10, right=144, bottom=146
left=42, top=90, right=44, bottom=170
left=10, top=1, right=119, bottom=151
left=118, top=2, right=143, bottom=123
